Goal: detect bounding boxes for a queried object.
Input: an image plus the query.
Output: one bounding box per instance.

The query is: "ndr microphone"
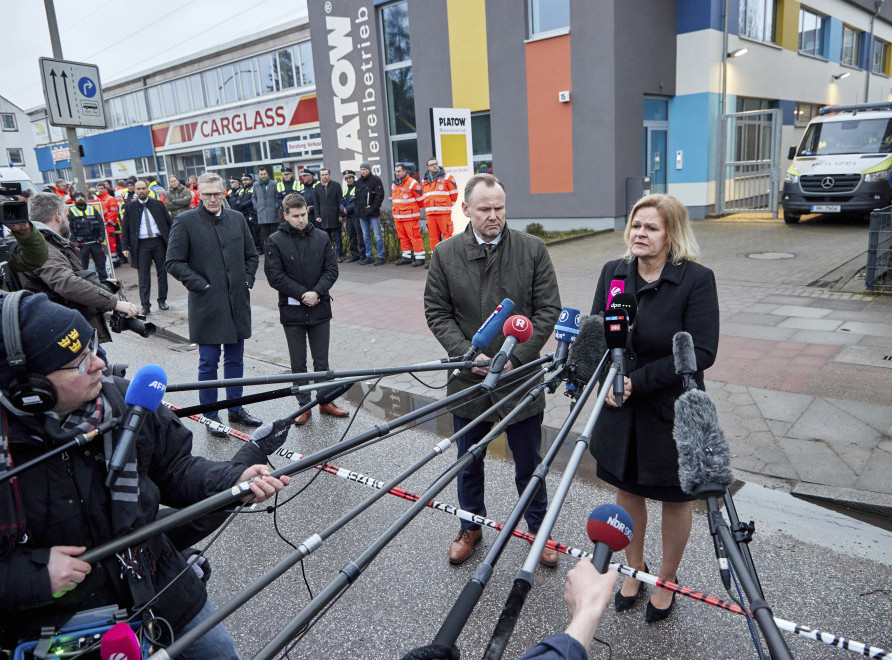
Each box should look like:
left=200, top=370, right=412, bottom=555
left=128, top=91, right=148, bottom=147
left=106, top=364, right=167, bottom=488
left=482, top=315, right=534, bottom=390
left=449, top=298, right=515, bottom=383
left=586, top=503, right=633, bottom=573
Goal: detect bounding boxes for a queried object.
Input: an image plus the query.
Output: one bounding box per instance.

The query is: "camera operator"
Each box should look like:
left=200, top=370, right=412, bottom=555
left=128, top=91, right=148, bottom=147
left=20, top=192, right=139, bottom=344
left=0, top=292, right=290, bottom=657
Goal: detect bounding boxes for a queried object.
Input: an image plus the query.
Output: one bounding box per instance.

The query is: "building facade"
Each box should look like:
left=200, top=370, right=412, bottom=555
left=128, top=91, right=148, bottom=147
left=1, top=95, right=40, bottom=183
left=29, top=1, right=892, bottom=225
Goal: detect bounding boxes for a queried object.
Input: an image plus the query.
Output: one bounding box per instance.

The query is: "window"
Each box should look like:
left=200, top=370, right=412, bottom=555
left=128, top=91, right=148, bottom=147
left=257, top=54, right=279, bottom=95
left=736, top=97, right=774, bottom=112
left=235, top=59, right=256, bottom=100
left=386, top=68, right=415, bottom=135
left=278, top=49, right=296, bottom=89
left=798, top=8, right=826, bottom=57
left=797, top=118, right=892, bottom=156
left=298, top=42, right=314, bottom=86
left=382, top=1, right=417, bottom=170
left=739, top=0, right=777, bottom=43
left=188, top=75, right=205, bottom=111
left=203, top=69, right=222, bottom=106
left=6, top=148, right=24, bottom=166
left=842, top=26, right=862, bottom=67
left=231, top=141, right=263, bottom=163
left=529, top=0, right=569, bottom=37
left=871, top=38, right=888, bottom=74
left=382, top=2, right=411, bottom=66
left=219, top=65, right=238, bottom=104
left=203, top=147, right=229, bottom=167
left=472, top=113, right=492, bottom=174
left=794, top=102, right=820, bottom=126
left=392, top=138, right=418, bottom=173
left=1, top=113, right=17, bottom=131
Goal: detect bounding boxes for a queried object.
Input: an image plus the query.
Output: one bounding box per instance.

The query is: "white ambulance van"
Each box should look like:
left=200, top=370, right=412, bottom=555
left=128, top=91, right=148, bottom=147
left=782, top=102, right=892, bottom=224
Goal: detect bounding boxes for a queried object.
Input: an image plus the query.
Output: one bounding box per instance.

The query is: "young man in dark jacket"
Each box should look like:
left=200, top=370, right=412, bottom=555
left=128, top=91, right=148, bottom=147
left=0, top=293, right=289, bottom=656
left=353, top=161, right=385, bottom=265
left=264, top=193, right=347, bottom=425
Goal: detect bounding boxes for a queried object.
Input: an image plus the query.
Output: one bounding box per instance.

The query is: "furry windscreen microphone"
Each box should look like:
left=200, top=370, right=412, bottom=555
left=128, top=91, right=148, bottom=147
left=673, top=389, right=733, bottom=497
left=673, top=331, right=698, bottom=390
left=566, top=314, right=607, bottom=384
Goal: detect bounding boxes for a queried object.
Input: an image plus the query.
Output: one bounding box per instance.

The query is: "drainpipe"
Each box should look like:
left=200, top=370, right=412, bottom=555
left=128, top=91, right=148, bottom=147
left=865, top=0, right=885, bottom=103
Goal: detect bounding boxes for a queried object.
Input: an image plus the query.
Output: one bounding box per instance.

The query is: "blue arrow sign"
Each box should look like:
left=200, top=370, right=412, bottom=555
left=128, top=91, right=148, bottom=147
left=77, top=76, right=97, bottom=98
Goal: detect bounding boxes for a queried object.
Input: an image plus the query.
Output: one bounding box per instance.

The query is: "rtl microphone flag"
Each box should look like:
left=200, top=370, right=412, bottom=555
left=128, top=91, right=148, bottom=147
left=586, top=503, right=633, bottom=573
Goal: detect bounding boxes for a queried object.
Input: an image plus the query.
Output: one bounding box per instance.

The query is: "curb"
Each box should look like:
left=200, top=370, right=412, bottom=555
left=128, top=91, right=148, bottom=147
left=791, top=482, right=892, bottom=523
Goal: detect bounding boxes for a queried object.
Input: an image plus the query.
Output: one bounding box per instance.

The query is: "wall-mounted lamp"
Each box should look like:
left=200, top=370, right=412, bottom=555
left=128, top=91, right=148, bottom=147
left=833, top=72, right=851, bottom=81
left=727, top=48, right=749, bottom=58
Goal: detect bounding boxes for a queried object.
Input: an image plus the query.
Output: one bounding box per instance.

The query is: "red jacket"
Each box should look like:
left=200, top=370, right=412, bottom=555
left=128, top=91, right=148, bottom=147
left=391, top=176, right=422, bottom=222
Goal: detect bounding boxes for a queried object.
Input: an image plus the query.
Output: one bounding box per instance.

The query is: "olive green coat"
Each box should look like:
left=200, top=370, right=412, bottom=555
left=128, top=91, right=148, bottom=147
left=424, top=224, right=561, bottom=421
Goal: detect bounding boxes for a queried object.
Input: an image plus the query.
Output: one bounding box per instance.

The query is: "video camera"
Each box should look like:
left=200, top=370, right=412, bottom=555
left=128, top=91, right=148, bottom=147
left=0, top=182, right=29, bottom=226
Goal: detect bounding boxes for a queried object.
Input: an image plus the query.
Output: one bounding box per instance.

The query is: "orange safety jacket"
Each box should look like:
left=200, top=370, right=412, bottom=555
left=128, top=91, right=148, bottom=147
left=421, top=171, right=458, bottom=215
left=391, top=176, right=422, bottom=222
left=190, top=188, right=200, bottom=208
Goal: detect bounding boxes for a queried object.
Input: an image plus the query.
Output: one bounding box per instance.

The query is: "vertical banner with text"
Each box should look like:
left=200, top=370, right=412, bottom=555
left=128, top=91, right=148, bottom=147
left=431, top=107, right=473, bottom=234
left=309, top=0, right=388, bottom=183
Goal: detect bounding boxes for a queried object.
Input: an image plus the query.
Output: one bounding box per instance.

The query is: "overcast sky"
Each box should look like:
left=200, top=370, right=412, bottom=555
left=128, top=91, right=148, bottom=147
left=2, top=0, right=308, bottom=112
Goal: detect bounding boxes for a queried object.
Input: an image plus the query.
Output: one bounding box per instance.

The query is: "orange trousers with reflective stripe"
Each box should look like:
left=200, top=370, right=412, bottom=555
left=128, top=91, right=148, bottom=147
left=396, top=219, right=424, bottom=255
left=426, top=212, right=453, bottom=250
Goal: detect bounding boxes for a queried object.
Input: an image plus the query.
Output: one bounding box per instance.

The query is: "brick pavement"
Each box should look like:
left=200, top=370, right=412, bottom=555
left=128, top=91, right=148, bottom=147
left=117, top=215, right=892, bottom=515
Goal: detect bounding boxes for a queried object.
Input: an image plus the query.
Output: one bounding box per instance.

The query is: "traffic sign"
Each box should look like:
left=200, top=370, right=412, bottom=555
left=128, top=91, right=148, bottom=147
left=39, top=57, right=107, bottom=129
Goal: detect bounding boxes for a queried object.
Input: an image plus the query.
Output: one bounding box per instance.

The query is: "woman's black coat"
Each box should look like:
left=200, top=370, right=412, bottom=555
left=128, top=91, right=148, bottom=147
left=589, top=257, right=720, bottom=488
left=264, top=222, right=338, bottom=326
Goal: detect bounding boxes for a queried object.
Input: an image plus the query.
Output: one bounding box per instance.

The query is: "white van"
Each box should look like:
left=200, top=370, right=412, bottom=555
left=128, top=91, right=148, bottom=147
left=0, top=167, right=39, bottom=197
left=782, top=102, right=892, bottom=224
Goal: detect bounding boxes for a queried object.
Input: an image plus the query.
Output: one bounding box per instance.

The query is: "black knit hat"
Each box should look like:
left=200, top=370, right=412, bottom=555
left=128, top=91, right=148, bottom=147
left=0, top=293, right=94, bottom=389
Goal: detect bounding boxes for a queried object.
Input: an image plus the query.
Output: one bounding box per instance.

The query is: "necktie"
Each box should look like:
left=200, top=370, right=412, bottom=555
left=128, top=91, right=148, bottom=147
left=141, top=203, right=153, bottom=239
left=483, top=243, right=495, bottom=252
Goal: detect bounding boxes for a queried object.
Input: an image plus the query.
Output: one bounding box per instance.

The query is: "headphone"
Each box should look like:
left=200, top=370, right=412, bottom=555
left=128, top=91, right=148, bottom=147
left=1, top=290, right=58, bottom=414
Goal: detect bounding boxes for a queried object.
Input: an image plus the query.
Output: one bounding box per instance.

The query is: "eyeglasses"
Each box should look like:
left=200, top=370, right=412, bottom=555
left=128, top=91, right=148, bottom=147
left=200, top=192, right=225, bottom=199
left=58, top=328, right=99, bottom=376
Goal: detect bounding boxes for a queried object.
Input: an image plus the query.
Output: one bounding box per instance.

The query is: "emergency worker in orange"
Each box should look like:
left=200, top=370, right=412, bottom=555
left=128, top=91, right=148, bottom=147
left=421, top=156, right=458, bottom=256
left=391, top=163, right=425, bottom=267
left=95, top=183, right=120, bottom=259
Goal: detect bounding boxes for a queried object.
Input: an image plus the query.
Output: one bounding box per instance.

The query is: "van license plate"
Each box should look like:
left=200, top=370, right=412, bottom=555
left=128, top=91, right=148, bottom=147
left=811, top=205, right=841, bottom=213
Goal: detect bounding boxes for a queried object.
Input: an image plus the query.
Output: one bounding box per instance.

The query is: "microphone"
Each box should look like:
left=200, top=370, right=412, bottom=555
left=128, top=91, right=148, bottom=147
left=482, top=315, right=533, bottom=390
left=552, top=307, right=580, bottom=365
left=606, top=279, right=625, bottom=309
left=603, top=313, right=630, bottom=407
left=586, top=503, right=633, bottom=573
left=673, top=389, right=733, bottom=498
left=673, top=331, right=698, bottom=391
left=448, top=298, right=515, bottom=383
left=607, top=292, right=637, bottom=327
left=106, top=364, right=167, bottom=488
left=564, top=314, right=607, bottom=396
left=100, top=622, right=141, bottom=660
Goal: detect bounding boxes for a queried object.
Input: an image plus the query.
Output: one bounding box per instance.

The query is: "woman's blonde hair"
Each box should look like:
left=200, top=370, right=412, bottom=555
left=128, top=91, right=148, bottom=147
left=622, top=194, right=700, bottom=265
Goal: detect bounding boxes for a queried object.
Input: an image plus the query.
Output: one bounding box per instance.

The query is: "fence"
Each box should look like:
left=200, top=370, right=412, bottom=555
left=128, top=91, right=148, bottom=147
left=866, top=206, right=892, bottom=292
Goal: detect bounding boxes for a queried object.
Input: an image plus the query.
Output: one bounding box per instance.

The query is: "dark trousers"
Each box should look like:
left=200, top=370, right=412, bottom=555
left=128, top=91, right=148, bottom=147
left=198, top=342, right=245, bottom=415
left=79, top=242, right=107, bottom=279
left=136, top=237, right=168, bottom=307
left=323, top=227, right=342, bottom=256
left=453, top=411, right=547, bottom=533
left=260, top=223, right=277, bottom=253
left=346, top=215, right=362, bottom=260
left=283, top=322, right=330, bottom=405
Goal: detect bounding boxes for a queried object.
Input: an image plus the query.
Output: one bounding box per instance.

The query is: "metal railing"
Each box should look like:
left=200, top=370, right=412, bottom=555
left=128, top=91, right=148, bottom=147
left=718, top=109, right=782, bottom=216
left=866, top=206, right=892, bottom=292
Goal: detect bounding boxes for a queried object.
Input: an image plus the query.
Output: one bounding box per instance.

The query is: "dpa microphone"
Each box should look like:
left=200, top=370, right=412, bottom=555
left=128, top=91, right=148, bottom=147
left=603, top=313, right=629, bottom=407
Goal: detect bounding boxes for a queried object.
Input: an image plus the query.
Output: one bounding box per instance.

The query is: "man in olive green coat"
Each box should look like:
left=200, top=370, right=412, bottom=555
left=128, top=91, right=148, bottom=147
left=424, top=173, right=562, bottom=567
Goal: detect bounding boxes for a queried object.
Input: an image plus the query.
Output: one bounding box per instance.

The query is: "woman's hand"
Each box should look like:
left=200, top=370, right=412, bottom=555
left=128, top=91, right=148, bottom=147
left=605, top=376, right=632, bottom=407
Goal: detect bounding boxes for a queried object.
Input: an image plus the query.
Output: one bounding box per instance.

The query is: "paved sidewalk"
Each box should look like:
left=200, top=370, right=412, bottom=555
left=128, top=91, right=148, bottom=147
left=115, top=213, right=892, bottom=517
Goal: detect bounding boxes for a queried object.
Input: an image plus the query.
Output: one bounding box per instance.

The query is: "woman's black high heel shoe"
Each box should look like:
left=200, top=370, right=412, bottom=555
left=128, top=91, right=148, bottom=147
left=613, top=563, right=649, bottom=612
left=644, top=575, right=678, bottom=623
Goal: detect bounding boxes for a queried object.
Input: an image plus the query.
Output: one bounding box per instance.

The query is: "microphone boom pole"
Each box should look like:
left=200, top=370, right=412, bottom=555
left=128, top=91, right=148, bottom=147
left=252, top=362, right=559, bottom=660
left=430, top=357, right=606, bottom=651
left=483, top=362, right=619, bottom=660
left=78, top=356, right=552, bottom=565
left=149, top=367, right=550, bottom=660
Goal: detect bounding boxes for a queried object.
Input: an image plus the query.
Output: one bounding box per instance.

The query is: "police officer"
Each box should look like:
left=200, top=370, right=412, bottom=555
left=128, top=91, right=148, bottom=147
left=341, top=170, right=362, bottom=262
left=68, top=191, right=108, bottom=278
left=235, top=173, right=261, bottom=253
left=275, top=167, right=299, bottom=208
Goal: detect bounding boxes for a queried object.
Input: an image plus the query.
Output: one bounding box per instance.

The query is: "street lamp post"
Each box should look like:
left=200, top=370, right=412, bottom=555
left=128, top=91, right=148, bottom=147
left=865, top=0, right=886, bottom=103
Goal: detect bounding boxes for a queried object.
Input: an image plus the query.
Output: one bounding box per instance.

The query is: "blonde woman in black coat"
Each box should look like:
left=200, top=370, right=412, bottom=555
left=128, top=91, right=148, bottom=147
left=589, top=194, right=719, bottom=623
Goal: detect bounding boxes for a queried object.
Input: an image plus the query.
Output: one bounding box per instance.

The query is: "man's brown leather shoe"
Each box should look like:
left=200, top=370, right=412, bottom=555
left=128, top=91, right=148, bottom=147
left=294, top=410, right=311, bottom=426
left=319, top=402, right=349, bottom=417
left=539, top=538, right=559, bottom=567
left=448, top=528, right=482, bottom=565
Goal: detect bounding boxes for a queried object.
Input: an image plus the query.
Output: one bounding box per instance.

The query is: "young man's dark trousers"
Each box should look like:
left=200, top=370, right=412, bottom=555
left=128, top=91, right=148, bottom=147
left=283, top=321, right=330, bottom=405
